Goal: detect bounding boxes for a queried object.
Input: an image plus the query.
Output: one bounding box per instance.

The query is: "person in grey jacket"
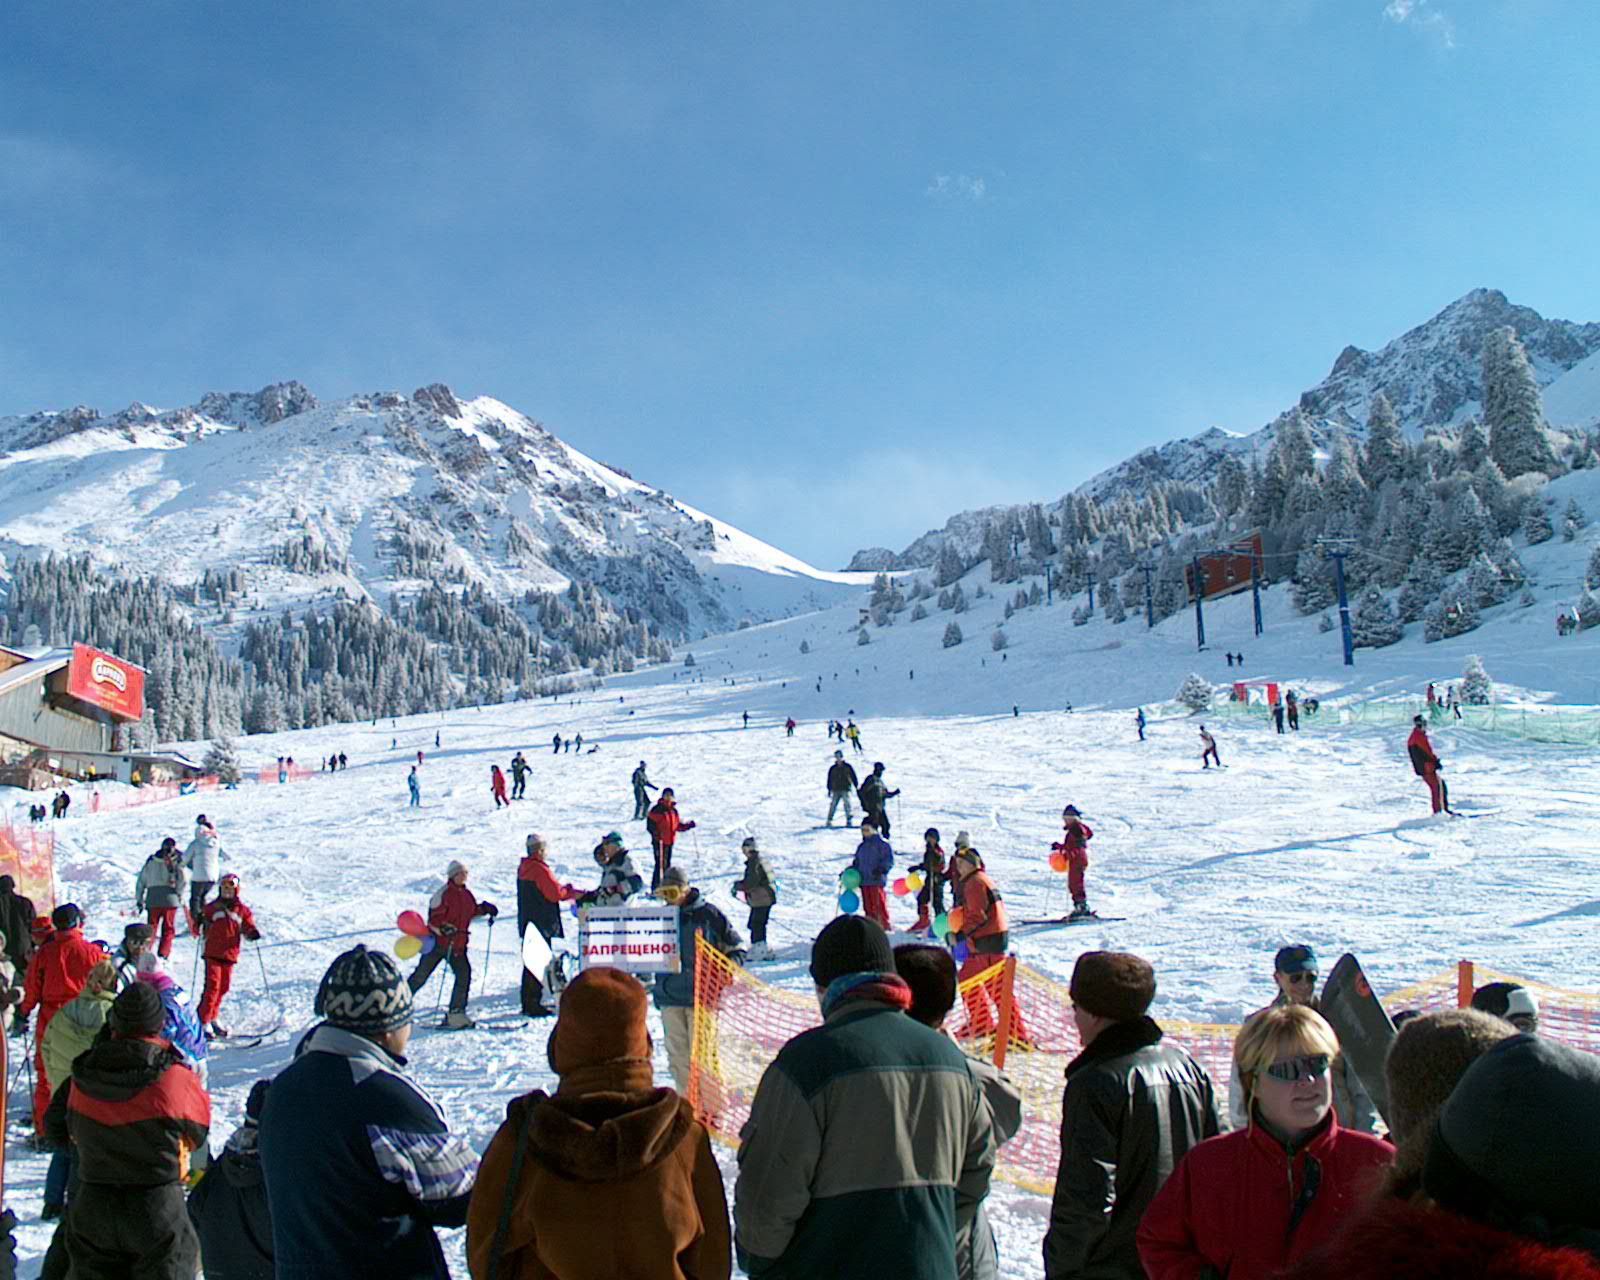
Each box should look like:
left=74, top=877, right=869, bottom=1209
left=136, top=842, right=189, bottom=959
left=1044, top=951, right=1219, bottom=1280
left=895, top=944, right=1022, bottom=1280
left=183, top=817, right=222, bottom=934
left=1225, top=944, right=1379, bottom=1134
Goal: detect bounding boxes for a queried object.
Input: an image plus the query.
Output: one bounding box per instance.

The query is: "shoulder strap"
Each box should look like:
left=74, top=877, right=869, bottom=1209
left=486, top=1104, right=536, bottom=1280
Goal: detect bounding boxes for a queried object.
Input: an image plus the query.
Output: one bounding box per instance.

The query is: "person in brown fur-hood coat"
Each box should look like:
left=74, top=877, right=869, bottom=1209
left=466, top=966, right=731, bottom=1280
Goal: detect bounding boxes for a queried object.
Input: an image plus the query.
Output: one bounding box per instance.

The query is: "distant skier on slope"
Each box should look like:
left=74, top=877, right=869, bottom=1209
left=509, top=752, right=529, bottom=800
left=631, top=761, right=657, bottom=820
left=491, top=765, right=510, bottom=809
left=407, top=765, right=420, bottom=808
left=857, top=762, right=900, bottom=838
left=1199, top=725, right=1221, bottom=769
left=1135, top=707, right=1146, bottom=741
left=1407, top=715, right=1450, bottom=814
left=825, top=751, right=858, bottom=827
left=1053, top=804, right=1096, bottom=921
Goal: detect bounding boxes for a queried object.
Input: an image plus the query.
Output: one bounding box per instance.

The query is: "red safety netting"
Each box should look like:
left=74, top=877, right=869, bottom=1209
left=0, top=818, right=56, bottom=913
left=255, top=765, right=315, bottom=786
left=689, top=939, right=1599, bottom=1195
left=88, top=776, right=220, bottom=814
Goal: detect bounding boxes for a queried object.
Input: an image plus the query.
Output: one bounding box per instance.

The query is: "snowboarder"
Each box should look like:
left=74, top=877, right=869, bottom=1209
left=184, top=815, right=221, bottom=935
left=631, top=760, right=658, bottom=820
left=1199, top=725, right=1221, bottom=769
left=1136, top=707, right=1146, bottom=742
left=653, top=865, right=743, bottom=1092
left=407, top=765, right=420, bottom=807
left=1407, top=715, right=1449, bottom=814
left=825, top=750, right=858, bottom=826
left=1285, top=688, right=1300, bottom=731
left=1054, top=804, right=1096, bottom=920
left=197, top=874, right=261, bottom=1039
left=136, top=841, right=189, bottom=959
left=645, top=788, right=697, bottom=891
left=909, top=827, right=947, bottom=933
left=857, top=761, right=900, bottom=838
left=406, top=861, right=498, bottom=1029
left=581, top=833, right=644, bottom=906
left=731, top=836, right=776, bottom=962
left=509, top=752, right=529, bottom=800
left=516, top=834, right=579, bottom=1016
left=491, top=765, right=510, bottom=809
left=851, top=819, right=894, bottom=932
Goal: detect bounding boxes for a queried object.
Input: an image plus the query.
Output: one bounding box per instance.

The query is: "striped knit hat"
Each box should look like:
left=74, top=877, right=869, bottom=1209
left=315, top=944, right=414, bottom=1034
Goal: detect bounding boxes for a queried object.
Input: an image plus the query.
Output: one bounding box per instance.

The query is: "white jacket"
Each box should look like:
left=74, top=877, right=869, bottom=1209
left=184, top=832, right=221, bottom=882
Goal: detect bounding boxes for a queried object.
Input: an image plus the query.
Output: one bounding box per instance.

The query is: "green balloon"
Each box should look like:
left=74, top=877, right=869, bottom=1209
left=933, top=912, right=949, bottom=935
left=841, top=867, right=862, bottom=890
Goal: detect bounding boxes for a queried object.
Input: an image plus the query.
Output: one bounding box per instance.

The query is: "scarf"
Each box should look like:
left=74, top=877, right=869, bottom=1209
left=822, top=971, right=914, bottom=1018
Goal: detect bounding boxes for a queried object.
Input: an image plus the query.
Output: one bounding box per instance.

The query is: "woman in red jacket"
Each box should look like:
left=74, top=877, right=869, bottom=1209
left=1138, top=1004, right=1392, bottom=1280
left=405, top=861, right=498, bottom=1029
left=197, top=874, right=261, bottom=1037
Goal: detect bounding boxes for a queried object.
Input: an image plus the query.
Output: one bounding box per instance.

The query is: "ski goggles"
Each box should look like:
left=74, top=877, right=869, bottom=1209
left=657, top=885, right=687, bottom=904
left=1283, top=971, right=1319, bottom=986
left=1264, top=1053, right=1331, bottom=1084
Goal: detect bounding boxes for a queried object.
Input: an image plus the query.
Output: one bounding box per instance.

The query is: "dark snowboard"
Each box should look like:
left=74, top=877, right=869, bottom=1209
left=1319, top=952, right=1396, bottom=1127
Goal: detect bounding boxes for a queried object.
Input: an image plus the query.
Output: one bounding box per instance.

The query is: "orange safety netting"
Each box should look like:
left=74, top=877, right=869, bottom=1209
left=688, top=938, right=1600, bottom=1195
left=0, top=818, right=56, bottom=913
left=88, top=776, right=220, bottom=814
left=256, top=765, right=315, bottom=785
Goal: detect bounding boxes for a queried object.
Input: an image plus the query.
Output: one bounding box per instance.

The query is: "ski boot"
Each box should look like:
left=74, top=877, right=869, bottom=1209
left=1068, top=900, right=1095, bottom=921
left=750, top=942, right=775, bottom=963
left=443, top=1010, right=476, bottom=1030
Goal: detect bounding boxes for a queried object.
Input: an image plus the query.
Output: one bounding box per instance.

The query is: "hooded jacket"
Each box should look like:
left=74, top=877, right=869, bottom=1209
left=185, top=830, right=222, bottom=882
left=41, top=985, right=115, bottom=1094
left=188, top=1122, right=275, bottom=1280
left=466, top=1063, right=731, bottom=1280
left=653, top=891, right=742, bottom=1010
left=19, top=925, right=104, bottom=1019
left=137, top=854, right=189, bottom=912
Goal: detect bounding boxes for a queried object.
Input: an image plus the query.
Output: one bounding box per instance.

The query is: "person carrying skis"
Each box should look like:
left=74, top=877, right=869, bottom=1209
left=491, top=764, right=510, bottom=809
left=1136, top=708, right=1146, bottom=742
left=184, top=815, right=221, bottom=936
left=825, top=750, right=858, bottom=827
left=857, top=761, right=901, bottom=838
left=654, top=865, right=744, bottom=1092
left=405, top=861, right=498, bottom=1030
left=631, top=760, right=658, bottom=820
left=851, top=819, right=895, bottom=932
left=1407, top=715, right=1449, bottom=814
left=517, top=834, right=580, bottom=1017
left=136, top=839, right=189, bottom=959
left=1054, top=804, right=1096, bottom=921
left=407, top=765, right=421, bottom=808
left=645, top=787, right=697, bottom=892
left=1199, top=724, right=1221, bottom=769
left=732, top=836, right=777, bottom=962
left=197, top=874, right=261, bottom=1039
left=580, top=833, right=645, bottom=907
left=910, top=827, right=948, bottom=933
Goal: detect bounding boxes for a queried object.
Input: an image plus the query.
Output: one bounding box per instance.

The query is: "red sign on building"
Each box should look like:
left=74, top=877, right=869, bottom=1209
left=1185, top=532, right=1264, bottom=603
left=64, top=643, right=146, bottom=722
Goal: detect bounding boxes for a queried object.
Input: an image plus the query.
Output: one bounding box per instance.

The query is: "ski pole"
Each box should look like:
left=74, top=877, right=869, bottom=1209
left=191, top=940, right=202, bottom=996
left=480, top=916, right=495, bottom=998
left=253, top=940, right=273, bottom=1002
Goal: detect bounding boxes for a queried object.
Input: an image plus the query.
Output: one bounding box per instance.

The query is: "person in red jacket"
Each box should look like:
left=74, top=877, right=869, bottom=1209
left=405, top=860, right=498, bottom=1029
left=197, top=874, right=261, bottom=1038
left=1138, top=1004, right=1392, bottom=1280
left=490, top=765, right=509, bottom=810
left=948, top=845, right=1030, bottom=1043
left=1406, top=716, right=1450, bottom=814
left=645, top=788, right=696, bottom=892
left=17, top=902, right=107, bottom=1132
left=516, top=834, right=580, bottom=1017
left=1053, top=804, right=1096, bottom=920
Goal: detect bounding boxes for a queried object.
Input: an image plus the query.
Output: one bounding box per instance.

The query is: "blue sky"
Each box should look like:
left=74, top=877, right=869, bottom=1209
left=4, top=1, right=1598, bottom=566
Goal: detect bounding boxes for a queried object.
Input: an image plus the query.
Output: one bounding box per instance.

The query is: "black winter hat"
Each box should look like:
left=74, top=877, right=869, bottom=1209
left=244, top=1079, right=271, bottom=1125
left=315, top=944, right=414, bottom=1035
left=894, top=944, right=957, bottom=1027
left=810, top=916, right=895, bottom=988
left=111, top=981, right=166, bottom=1037
left=1425, top=1035, right=1600, bottom=1238
left=1070, top=951, right=1157, bottom=1022
left=52, top=903, right=83, bottom=930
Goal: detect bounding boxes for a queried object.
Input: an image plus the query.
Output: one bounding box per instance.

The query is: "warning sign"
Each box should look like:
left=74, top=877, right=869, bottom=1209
left=578, top=904, right=681, bottom=975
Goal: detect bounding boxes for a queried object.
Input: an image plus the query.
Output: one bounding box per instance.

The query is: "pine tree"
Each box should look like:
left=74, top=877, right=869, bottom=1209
left=1291, top=550, right=1337, bottom=614
left=856, top=627, right=871, bottom=646
left=1460, top=654, right=1492, bottom=705
left=799, top=639, right=810, bottom=654
left=990, top=628, right=1009, bottom=651
left=934, top=542, right=964, bottom=588
left=1521, top=498, right=1554, bottom=545
left=1102, top=589, right=1126, bottom=624
left=1214, top=455, right=1250, bottom=516
left=1456, top=420, right=1490, bottom=473
left=1363, top=391, right=1406, bottom=489
left=1423, top=587, right=1480, bottom=642
left=910, top=602, right=928, bottom=622
left=1350, top=585, right=1402, bottom=648
left=1587, top=543, right=1600, bottom=590
left=202, top=737, right=243, bottom=785
left=1176, top=672, right=1212, bottom=713
left=1072, top=604, right=1090, bottom=626
left=1483, top=327, right=1559, bottom=479
left=942, top=622, right=963, bottom=649
left=1563, top=497, right=1587, bottom=541
left=1465, top=553, right=1509, bottom=608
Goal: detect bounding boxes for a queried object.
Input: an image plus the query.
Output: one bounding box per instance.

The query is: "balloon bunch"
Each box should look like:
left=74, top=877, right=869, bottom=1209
left=393, top=910, right=437, bottom=960
left=838, top=867, right=862, bottom=913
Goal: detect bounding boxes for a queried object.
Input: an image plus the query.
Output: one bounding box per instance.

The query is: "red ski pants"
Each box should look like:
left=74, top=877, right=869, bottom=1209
left=31, top=1002, right=64, bottom=1132
left=1067, top=849, right=1089, bottom=903
left=198, top=958, right=234, bottom=1025
left=148, top=907, right=179, bottom=958
left=1422, top=766, right=1444, bottom=814
left=861, top=885, right=890, bottom=931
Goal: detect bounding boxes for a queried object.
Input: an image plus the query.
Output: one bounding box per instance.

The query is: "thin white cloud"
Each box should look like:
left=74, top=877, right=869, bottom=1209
left=1383, top=0, right=1456, bottom=50
left=926, top=173, right=988, bottom=202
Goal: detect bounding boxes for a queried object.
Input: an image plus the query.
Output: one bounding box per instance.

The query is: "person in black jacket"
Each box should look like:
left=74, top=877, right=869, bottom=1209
left=0, top=874, right=37, bottom=977
left=825, top=751, right=858, bottom=827
left=187, top=1079, right=273, bottom=1279
left=1044, top=951, right=1219, bottom=1280
left=857, top=762, right=901, bottom=838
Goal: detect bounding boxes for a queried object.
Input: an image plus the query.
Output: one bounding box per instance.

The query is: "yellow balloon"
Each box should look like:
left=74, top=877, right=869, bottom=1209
left=906, top=872, right=925, bottom=891
left=394, top=934, right=422, bottom=960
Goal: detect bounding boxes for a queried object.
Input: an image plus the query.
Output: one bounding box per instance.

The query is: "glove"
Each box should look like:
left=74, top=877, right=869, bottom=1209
left=438, top=924, right=458, bottom=937
left=682, top=821, right=697, bottom=831
left=245, top=930, right=261, bottom=942
left=481, top=902, right=499, bottom=918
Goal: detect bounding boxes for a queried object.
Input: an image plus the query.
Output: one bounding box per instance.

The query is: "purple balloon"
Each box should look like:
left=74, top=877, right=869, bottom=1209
left=419, top=933, right=437, bottom=956
left=952, top=939, right=970, bottom=964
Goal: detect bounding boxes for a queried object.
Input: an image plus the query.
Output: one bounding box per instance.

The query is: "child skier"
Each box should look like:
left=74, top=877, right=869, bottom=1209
left=1053, top=805, right=1096, bottom=920
left=491, top=765, right=510, bottom=809
left=851, top=819, right=894, bottom=932
left=731, top=837, right=777, bottom=962
left=910, top=827, right=947, bottom=933
left=197, top=874, right=262, bottom=1039
left=580, top=834, right=645, bottom=907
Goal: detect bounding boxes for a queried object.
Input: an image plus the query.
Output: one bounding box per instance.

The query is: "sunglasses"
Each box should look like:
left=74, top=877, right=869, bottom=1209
left=1283, top=971, right=1318, bottom=986
left=1264, top=1053, right=1331, bottom=1083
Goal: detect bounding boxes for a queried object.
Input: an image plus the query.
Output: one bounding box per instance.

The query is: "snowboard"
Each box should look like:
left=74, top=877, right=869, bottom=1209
left=1318, top=952, right=1396, bottom=1127
left=522, top=922, right=553, bottom=977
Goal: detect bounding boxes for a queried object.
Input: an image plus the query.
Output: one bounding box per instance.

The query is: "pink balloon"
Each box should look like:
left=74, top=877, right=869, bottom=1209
left=397, top=910, right=429, bottom=938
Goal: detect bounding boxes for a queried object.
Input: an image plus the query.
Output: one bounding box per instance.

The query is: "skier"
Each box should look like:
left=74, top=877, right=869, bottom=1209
left=645, top=788, right=697, bottom=891
left=137, top=953, right=209, bottom=1075
left=1407, top=715, right=1449, bottom=814
left=435, top=729, right=441, bottom=749
left=516, top=834, right=579, bottom=1017
left=197, top=874, right=261, bottom=1039
left=1285, top=688, right=1300, bottom=731
left=1136, top=707, right=1146, bottom=742
left=406, top=861, right=498, bottom=1030
left=631, top=760, right=658, bottom=820
left=416, top=750, right=425, bottom=768
left=785, top=717, right=796, bottom=738
left=407, top=765, right=420, bottom=807
left=338, top=752, right=347, bottom=770
left=184, top=815, right=221, bottom=935
left=509, top=752, right=529, bottom=800
left=491, top=764, right=510, bottom=809
left=909, top=827, right=947, bottom=933
left=17, top=903, right=105, bottom=1133
left=731, top=836, right=777, bottom=962
left=857, top=761, right=900, bottom=838
left=742, top=711, right=750, bottom=729
left=581, top=833, right=644, bottom=906
left=1054, top=804, right=1096, bottom=920
left=552, top=732, right=561, bottom=754
left=851, top=818, right=894, bottom=932
left=825, top=750, right=858, bottom=826
left=1199, top=724, right=1221, bottom=769
left=574, top=733, right=583, bottom=752
left=846, top=720, right=864, bottom=753
left=136, top=840, right=189, bottom=959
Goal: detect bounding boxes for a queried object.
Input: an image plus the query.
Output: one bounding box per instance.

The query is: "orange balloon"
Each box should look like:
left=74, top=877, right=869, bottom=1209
left=946, top=907, right=966, bottom=932
left=1049, top=851, right=1069, bottom=873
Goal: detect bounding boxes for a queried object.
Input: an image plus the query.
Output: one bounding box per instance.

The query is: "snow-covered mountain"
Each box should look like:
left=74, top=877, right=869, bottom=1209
left=0, top=382, right=870, bottom=641
left=852, top=288, right=1600, bottom=570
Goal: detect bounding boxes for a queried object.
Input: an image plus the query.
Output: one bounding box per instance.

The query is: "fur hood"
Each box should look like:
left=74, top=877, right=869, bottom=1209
left=519, top=1082, right=695, bottom=1184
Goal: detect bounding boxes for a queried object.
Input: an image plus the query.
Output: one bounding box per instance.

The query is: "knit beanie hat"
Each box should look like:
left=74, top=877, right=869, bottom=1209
left=244, top=1078, right=271, bottom=1125
left=111, top=981, right=166, bottom=1037
left=1386, top=1008, right=1516, bottom=1147
left=661, top=865, right=689, bottom=888
left=548, top=967, right=650, bottom=1074
left=1425, top=1035, right=1600, bottom=1238
left=953, top=830, right=972, bottom=850
left=1070, top=951, right=1157, bottom=1021
left=315, top=944, right=414, bottom=1035
left=446, top=859, right=467, bottom=879
left=52, top=903, right=83, bottom=930
left=810, top=915, right=894, bottom=988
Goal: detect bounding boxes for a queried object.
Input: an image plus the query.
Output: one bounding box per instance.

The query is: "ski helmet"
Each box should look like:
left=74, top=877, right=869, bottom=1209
left=220, top=873, right=241, bottom=891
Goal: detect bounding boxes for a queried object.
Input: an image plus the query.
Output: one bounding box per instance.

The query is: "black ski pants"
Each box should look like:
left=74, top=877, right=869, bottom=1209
left=408, top=949, right=471, bottom=1013
left=66, top=1182, right=198, bottom=1280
